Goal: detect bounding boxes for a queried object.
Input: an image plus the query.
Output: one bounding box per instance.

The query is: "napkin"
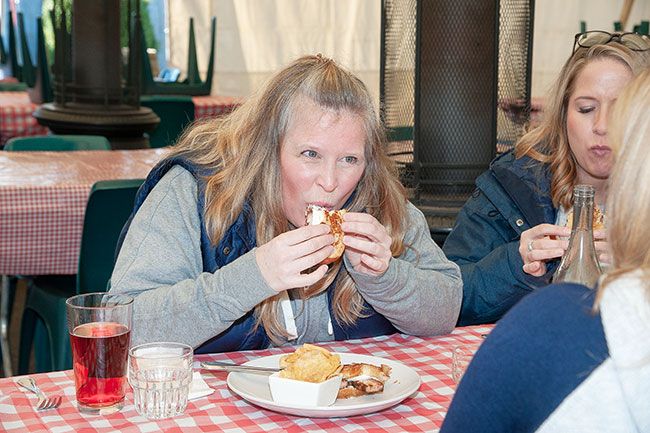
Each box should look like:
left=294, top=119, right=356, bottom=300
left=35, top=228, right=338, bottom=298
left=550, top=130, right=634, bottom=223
left=189, top=371, right=214, bottom=400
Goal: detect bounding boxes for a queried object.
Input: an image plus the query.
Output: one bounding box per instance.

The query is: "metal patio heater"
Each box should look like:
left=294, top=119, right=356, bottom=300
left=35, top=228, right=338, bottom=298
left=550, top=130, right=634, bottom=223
left=381, top=0, right=535, bottom=244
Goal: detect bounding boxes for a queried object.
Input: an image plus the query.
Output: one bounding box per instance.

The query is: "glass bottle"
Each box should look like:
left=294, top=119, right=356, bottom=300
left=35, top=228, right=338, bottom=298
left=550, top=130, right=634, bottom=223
left=553, top=184, right=602, bottom=287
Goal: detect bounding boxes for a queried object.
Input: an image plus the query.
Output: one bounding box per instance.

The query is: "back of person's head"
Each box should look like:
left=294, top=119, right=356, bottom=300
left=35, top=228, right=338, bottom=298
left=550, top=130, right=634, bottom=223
left=515, top=33, right=650, bottom=208
left=602, top=69, right=650, bottom=291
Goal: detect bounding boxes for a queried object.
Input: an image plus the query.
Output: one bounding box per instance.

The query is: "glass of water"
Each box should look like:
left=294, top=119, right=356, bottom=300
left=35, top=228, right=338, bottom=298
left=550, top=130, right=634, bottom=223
left=128, top=342, right=193, bottom=419
left=451, top=343, right=481, bottom=384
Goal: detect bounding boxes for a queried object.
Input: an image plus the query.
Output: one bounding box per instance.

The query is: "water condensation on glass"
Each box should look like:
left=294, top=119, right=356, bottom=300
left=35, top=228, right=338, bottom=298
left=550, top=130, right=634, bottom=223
left=131, top=366, right=192, bottom=419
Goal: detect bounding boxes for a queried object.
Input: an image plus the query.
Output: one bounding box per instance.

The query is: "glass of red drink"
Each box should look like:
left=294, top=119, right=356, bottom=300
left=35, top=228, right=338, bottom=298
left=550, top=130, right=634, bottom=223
left=66, top=292, right=133, bottom=415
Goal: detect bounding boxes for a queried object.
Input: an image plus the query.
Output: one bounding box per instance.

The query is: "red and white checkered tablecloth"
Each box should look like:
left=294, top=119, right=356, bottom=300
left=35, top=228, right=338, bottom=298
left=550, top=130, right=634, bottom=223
left=0, top=149, right=167, bottom=275
left=192, top=95, right=243, bottom=120
left=0, top=92, right=50, bottom=146
left=0, top=325, right=493, bottom=433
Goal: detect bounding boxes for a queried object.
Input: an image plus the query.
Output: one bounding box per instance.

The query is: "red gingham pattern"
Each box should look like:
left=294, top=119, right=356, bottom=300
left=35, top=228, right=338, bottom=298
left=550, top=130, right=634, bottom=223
left=0, top=325, right=493, bottom=433
left=0, top=92, right=50, bottom=146
left=192, top=95, right=243, bottom=120
left=0, top=149, right=167, bottom=275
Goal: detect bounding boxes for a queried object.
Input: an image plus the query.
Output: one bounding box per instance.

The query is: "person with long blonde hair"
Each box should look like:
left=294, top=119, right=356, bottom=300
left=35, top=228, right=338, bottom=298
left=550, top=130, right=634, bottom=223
left=109, top=55, right=462, bottom=352
left=443, top=31, right=650, bottom=325
left=441, top=67, right=650, bottom=433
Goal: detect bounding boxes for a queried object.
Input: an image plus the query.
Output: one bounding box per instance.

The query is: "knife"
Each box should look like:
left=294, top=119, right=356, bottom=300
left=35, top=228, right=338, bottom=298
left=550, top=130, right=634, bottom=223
left=200, top=360, right=282, bottom=375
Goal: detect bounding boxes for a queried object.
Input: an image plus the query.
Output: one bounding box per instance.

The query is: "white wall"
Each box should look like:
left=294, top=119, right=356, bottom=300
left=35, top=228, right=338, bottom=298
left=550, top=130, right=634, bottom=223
left=532, top=0, right=650, bottom=97
left=167, top=1, right=650, bottom=99
left=168, top=0, right=380, bottom=97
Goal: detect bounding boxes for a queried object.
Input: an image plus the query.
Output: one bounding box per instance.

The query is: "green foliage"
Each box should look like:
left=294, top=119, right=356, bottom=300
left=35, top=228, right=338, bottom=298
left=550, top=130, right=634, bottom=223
left=41, top=0, right=72, bottom=63
left=121, top=0, right=158, bottom=50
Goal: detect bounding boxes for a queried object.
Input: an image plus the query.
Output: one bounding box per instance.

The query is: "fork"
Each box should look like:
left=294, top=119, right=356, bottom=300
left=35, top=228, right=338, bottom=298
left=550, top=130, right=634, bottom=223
left=17, top=377, right=62, bottom=411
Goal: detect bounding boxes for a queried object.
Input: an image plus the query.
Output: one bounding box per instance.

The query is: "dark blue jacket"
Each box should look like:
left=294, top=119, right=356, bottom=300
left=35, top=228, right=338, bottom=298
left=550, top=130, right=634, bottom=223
left=117, top=156, right=397, bottom=353
left=441, top=282, right=607, bottom=433
left=443, top=151, right=558, bottom=325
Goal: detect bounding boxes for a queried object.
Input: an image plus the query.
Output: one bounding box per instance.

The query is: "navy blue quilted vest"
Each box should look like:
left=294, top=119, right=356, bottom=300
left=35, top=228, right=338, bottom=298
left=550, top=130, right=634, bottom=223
left=116, top=156, right=397, bottom=353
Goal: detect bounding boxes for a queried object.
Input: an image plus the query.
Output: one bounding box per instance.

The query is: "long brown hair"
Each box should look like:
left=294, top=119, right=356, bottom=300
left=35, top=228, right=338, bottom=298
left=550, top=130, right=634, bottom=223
left=514, top=43, right=649, bottom=209
left=167, top=55, right=408, bottom=343
left=598, top=69, right=650, bottom=302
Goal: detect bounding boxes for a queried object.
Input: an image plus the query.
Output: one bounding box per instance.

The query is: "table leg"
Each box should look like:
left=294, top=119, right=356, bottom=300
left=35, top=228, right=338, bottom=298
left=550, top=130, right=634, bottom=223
left=1, top=275, right=12, bottom=377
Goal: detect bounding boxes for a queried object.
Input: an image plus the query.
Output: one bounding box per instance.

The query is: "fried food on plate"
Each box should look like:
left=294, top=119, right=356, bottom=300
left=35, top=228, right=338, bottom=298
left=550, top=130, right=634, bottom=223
left=337, top=363, right=393, bottom=399
left=279, top=344, right=341, bottom=383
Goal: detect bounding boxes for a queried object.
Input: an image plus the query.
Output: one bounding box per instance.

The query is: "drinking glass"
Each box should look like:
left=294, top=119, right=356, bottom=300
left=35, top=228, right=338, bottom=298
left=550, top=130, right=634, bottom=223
left=451, top=344, right=480, bottom=384
left=128, top=342, right=193, bottom=419
left=66, top=292, right=133, bottom=415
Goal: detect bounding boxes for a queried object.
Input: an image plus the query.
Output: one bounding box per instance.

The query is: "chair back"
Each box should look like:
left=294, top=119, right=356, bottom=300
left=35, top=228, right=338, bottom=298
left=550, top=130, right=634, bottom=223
left=139, top=17, right=216, bottom=95
left=140, top=95, right=195, bottom=148
left=76, top=179, right=143, bottom=293
left=4, top=135, right=111, bottom=151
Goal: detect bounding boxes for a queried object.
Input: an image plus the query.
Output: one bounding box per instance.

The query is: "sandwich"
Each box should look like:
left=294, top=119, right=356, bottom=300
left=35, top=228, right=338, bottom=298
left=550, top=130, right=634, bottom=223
left=337, top=363, right=392, bottom=399
left=305, top=204, right=347, bottom=264
left=565, top=205, right=606, bottom=231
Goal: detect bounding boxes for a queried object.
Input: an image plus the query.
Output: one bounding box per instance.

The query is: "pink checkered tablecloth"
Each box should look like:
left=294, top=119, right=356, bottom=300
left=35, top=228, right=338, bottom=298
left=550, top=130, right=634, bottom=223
left=0, top=148, right=167, bottom=275
left=192, top=95, right=242, bottom=120
left=0, top=92, right=50, bottom=146
left=0, top=325, right=493, bottom=432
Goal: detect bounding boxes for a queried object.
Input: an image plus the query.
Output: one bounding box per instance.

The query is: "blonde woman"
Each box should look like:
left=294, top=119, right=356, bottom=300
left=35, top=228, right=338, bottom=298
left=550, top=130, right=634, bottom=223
left=443, top=31, right=650, bottom=325
left=109, top=55, right=462, bottom=352
left=441, top=68, right=650, bottom=433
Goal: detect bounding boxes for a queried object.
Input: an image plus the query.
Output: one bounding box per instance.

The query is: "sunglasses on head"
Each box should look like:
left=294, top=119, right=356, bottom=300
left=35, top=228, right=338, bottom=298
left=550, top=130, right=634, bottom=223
left=573, top=31, right=650, bottom=53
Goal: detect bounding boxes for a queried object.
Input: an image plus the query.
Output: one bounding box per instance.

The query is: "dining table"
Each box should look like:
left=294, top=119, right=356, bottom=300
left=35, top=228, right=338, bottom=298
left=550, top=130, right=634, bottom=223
left=0, top=92, right=50, bottom=147
left=0, top=324, right=493, bottom=432
left=0, top=148, right=167, bottom=377
left=192, top=95, right=243, bottom=120
left=0, top=91, right=242, bottom=148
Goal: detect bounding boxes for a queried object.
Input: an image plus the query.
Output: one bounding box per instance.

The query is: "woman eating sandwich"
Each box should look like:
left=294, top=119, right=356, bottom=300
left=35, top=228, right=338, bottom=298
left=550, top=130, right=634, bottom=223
left=109, top=54, right=462, bottom=353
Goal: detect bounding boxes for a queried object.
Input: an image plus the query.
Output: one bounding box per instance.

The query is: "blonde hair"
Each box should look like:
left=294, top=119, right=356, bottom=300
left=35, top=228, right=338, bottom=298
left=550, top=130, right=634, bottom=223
left=167, top=55, right=407, bottom=343
left=598, top=69, right=650, bottom=301
left=514, top=42, right=650, bottom=209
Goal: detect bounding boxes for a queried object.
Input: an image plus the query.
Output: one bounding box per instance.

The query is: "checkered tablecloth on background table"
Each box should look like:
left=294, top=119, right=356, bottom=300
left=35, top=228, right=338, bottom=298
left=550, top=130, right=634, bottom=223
left=192, top=95, right=243, bottom=120
left=0, top=92, right=50, bottom=146
left=0, top=148, right=167, bottom=275
left=0, top=325, right=493, bottom=433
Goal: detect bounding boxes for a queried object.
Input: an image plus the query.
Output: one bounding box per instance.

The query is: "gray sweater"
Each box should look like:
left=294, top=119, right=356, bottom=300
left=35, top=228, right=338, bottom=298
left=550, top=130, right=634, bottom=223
left=110, top=166, right=462, bottom=348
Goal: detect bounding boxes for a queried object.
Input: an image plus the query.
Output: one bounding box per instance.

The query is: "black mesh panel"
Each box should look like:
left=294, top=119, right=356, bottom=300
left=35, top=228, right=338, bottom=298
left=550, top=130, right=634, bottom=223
left=381, top=0, right=534, bottom=227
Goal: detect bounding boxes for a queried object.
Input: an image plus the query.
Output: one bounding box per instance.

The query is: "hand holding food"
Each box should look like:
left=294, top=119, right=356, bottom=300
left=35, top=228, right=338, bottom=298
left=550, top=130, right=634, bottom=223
left=567, top=206, right=610, bottom=266
left=594, top=228, right=611, bottom=266
left=339, top=212, right=393, bottom=276
left=520, top=223, right=570, bottom=276
left=255, top=224, right=335, bottom=292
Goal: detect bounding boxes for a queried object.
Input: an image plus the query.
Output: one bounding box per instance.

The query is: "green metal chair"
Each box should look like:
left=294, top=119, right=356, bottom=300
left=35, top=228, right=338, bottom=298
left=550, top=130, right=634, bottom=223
left=18, top=179, right=143, bottom=373
left=4, top=135, right=111, bottom=151
left=140, top=95, right=195, bottom=148
left=140, top=17, right=216, bottom=96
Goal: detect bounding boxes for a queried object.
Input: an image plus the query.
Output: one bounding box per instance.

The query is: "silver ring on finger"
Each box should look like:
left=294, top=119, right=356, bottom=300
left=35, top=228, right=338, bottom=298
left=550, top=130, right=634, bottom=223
left=527, top=240, right=534, bottom=252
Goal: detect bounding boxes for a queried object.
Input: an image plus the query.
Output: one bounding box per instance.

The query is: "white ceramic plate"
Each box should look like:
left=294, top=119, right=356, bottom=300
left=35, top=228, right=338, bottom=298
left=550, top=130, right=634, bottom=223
left=227, top=352, right=421, bottom=418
